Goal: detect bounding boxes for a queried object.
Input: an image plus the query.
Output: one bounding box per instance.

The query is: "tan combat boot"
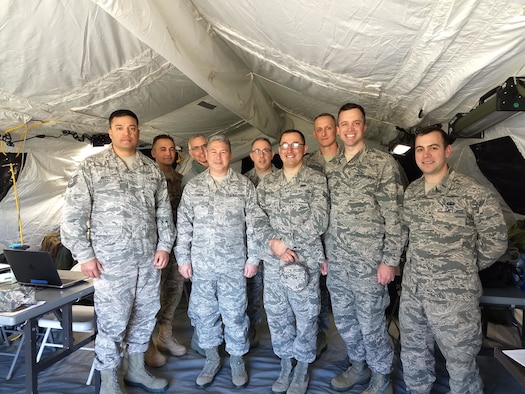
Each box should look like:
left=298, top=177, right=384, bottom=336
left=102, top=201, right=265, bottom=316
left=156, top=322, right=187, bottom=356
left=100, top=368, right=122, bottom=394
left=145, top=337, right=167, bottom=368
left=124, top=352, right=168, bottom=392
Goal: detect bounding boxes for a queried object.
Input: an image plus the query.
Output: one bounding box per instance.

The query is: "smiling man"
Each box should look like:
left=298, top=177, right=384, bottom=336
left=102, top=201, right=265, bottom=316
left=325, top=103, right=404, bottom=394
left=257, top=129, right=329, bottom=394
left=61, top=110, right=174, bottom=394
left=399, top=126, right=507, bottom=394
left=176, top=135, right=261, bottom=388
left=145, top=134, right=187, bottom=368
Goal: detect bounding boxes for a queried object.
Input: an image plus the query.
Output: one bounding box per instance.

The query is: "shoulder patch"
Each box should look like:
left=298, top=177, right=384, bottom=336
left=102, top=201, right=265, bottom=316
left=67, top=175, right=78, bottom=188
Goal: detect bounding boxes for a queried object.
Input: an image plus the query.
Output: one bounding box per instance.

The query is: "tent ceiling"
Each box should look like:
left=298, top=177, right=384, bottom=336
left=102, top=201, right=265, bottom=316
left=1, top=0, right=525, bottom=154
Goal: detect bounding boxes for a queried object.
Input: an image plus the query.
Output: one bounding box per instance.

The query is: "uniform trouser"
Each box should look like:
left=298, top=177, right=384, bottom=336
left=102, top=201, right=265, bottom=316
left=246, top=262, right=264, bottom=327
left=264, top=263, right=320, bottom=363
left=189, top=271, right=249, bottom=356
left=399, top=287, right=483, bottom=394
left=94, top=260, right=160, bottom=370
left=327, top=263, right=392, bottom=374
left=157, top=253, right=184, bottom=324
left=318, top=274, right=331, bottom=333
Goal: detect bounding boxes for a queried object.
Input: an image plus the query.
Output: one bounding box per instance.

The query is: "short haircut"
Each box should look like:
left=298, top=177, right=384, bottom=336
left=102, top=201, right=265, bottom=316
left=337, top=103, right=366, bottom=123
left=415, top=125, right=450, bottom=147
left=208, top=134, right=231, bottom=152
left=314, top=113, right=336, bottom=123
left=187, top=134, right=207, bottom=149
left=280, top=129, right=306, bottom=144
left=251, top=137, right=272, bottom=149
left=109, top=109, right=138, bottom=126
left=152, top=134, right=174, bottom=148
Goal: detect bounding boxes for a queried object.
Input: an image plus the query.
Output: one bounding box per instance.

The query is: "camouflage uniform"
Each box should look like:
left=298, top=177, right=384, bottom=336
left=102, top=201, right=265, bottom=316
left=243, top=165, right=278, bottom=328
left=61, top=147, right=175, bottom=370
left=158, top=169, right=185, bottom=325
left=324, top=145, right=404, bottom=375
left=303, top=145, right=344, bottom=334
left=399, top=169, right=508, bottom=394
left=181, top=160, right=207, bottom=188
left=175, top=168, right=260, bottom=356
left=303, top=144, right=344, bottom=175
left=257, top=165, right=329, bottom=363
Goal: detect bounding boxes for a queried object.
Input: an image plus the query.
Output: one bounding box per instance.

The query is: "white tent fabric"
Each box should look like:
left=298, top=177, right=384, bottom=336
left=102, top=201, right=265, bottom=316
left=1, top=0, right=525, bottom=247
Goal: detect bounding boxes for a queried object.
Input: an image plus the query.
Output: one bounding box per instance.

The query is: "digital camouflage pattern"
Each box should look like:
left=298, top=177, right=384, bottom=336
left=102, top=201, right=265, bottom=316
left=280, top=260, right=310, bottom=292
left=157, top=169, right=184, bottom=324
left=325, top=145, right=404, bottom=375
left=61, top=147, right=175, bottom=370
left=303, top=145, right=344, bottom=335
left=303, top=144, right=344, bottom=175
left=243, top=165, right=278, bottom=328
left=0, top=283, right=36, bottom=312
left=175, top=168, right=261, bottom=355
left=400, top=169, right=508, bottom=394
left=244, top=164, right=277, bottom=187
left=257, top=165, right=329, bottom=363
left=324, top=145, right=404, bottom=273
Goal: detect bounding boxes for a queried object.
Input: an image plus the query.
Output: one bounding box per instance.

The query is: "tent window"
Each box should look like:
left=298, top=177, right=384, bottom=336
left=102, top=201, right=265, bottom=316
left=470, top=136, right=525, bottom=215
left=0, top=153, right=24, bottom=202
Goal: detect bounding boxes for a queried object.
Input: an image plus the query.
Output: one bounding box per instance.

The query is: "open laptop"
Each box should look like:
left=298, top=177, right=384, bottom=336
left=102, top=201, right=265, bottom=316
left=3, top=249, right=87, bottom=288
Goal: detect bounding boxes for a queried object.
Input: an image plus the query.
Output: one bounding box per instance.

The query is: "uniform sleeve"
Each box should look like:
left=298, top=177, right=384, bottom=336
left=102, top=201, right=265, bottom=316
left=174, top=186, right=194, bottom=265
left=60, top=161, right=95, bottom=263
left=155, top=171, right=176, bottom=253
left=474, top=191, right=508, bottom=270
left=244, top=181, right=264, bottom=265
left=376, top=157, right=405, bottom=267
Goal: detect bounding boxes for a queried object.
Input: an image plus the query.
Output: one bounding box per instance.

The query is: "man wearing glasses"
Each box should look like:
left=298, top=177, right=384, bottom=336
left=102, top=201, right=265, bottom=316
left=182, top=134, right=209, bottom=187
left=257, top=130, right=329, bottom=394
left=243, top=137, right=277, bottom=349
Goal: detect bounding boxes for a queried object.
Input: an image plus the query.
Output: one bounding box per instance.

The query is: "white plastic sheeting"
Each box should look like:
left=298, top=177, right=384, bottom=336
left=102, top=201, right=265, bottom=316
left=1, top=0, right=525, bottom=248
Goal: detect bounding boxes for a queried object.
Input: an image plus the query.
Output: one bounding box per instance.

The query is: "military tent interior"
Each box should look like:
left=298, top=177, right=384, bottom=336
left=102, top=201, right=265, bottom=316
left=1, top=0, right=525, bottom=393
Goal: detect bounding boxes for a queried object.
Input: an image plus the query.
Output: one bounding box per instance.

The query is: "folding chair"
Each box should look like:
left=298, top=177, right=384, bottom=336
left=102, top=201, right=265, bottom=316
left=36, top=305, right=96, bottom=385
left=0, top=325, right=25, bottom=380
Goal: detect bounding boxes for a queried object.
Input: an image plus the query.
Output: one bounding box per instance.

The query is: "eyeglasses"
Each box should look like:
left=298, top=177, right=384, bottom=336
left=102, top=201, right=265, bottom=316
left=279, top=142, right=304, bottom=150
left=189, top=143, right=207, bottom=151
left=251, top=148, right=272, bottom=155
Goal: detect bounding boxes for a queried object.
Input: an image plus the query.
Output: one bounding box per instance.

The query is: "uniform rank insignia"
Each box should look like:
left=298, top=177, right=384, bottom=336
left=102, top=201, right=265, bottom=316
left=67, top=175, right=78, bottom=188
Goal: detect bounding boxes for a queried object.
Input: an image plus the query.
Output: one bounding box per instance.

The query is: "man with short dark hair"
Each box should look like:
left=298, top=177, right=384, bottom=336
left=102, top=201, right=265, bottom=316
left=61, top=110, right=174, bottom=394
left=326, top=103, right=404, bottom=394
left=257, top=129, right=329, bottom=394
left=399, top=126, right=507, bottom=394
left=145, top=134, right=187, bottom=367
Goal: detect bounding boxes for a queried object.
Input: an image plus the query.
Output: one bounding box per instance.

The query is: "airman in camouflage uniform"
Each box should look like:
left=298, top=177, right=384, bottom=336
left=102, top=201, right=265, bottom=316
left=61, top=110, right=174, bottom=394
left=175, top=135, right=261, bottom=388
left=145, top=134, right=187, bottom=368
left=243, top=137, right=278, bottom=349
left=325, top=103, right=404, bottom=394
left=303, top=113, right=345, bottom=358
left=257, top=130, right=329, bottom=394
left=399, top=127, right=508, bottom=394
